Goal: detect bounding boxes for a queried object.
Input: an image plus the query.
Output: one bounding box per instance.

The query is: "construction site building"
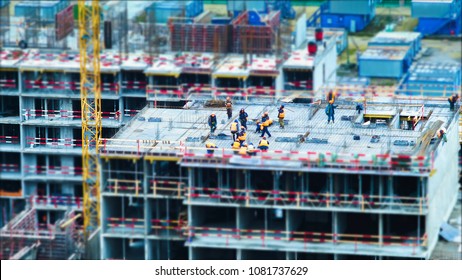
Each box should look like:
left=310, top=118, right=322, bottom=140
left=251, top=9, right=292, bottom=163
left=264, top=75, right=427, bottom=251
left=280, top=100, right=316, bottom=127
left=98, top=95, right=459, bottom=260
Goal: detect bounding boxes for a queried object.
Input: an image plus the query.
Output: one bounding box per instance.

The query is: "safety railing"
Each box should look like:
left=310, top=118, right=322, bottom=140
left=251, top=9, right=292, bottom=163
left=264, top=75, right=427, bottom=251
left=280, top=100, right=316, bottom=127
left=151, top=219, right=185, bottom=238
left=23, top=80, right=118, bottom=93
left=150, top=179, right=184, bottom=198
left=30, top=195, right=82, bottom=209
left=98, top=140, right=433, bottom=174
left=186, top=186, right=428, bottom=214
left=0, top=79, right=18, bottom=90
left=186, top=226, right=427, bottom=254
left=26, top=137, right=82, bottom=148
left=23, top=165, right=83, bottom=176
left=123, top=109, right=140, bottom=117
left=0, top=136, right=19, bottom=144
left=0, top=163, right=20, bottom=173
left=146, top=85, right=185, bottom=100
left=121, top=80, right=147, bottom=92
left=22, top=109, right=120, bottom=121
left=106, top=178, right=142, bottom=195
left=106, top=217, right=145, bottom=234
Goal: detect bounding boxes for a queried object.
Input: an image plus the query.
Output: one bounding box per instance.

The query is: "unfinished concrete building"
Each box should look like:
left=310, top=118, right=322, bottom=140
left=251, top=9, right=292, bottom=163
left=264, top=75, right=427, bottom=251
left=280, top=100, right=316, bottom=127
left=98, top=97, right=459, bottom=260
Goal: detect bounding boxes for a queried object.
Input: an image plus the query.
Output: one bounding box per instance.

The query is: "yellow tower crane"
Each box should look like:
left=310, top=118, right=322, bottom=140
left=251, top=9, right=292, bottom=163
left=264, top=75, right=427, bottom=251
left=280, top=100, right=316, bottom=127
left=78, top=0, right=102, bottom=241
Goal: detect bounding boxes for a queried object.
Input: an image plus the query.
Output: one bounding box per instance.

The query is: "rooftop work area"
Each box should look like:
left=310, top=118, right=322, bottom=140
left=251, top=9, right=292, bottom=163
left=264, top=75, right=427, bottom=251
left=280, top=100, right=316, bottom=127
left=0, top=0, right=461, bottom=262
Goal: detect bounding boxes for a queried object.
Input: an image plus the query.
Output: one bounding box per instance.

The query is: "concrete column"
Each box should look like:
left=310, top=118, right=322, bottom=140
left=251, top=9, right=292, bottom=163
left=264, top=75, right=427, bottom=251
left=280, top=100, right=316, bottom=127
left=236, top=249, right=242, bottom=260
left=379, top=214, right=383, bottom=247
left=332, top=212, right=338, bottom=246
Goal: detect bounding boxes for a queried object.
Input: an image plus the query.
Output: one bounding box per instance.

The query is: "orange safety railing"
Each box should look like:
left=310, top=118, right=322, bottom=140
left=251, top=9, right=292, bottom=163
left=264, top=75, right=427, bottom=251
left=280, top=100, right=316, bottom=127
left=151, top=219, right=185, bottom=238
left=106, top=178, right=142, bottom=195
left=151, top=179, right=184, bottom=198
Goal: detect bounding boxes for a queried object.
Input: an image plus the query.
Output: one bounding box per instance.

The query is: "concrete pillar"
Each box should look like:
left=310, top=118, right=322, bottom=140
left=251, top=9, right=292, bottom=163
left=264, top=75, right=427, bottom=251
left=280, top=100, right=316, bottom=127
left=379, top=214, right=383, bottom=247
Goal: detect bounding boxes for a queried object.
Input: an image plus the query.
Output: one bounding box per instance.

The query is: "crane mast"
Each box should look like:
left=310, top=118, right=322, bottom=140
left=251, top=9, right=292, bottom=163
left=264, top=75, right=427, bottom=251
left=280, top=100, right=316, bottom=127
left=78, top=0, right=102, bottom=241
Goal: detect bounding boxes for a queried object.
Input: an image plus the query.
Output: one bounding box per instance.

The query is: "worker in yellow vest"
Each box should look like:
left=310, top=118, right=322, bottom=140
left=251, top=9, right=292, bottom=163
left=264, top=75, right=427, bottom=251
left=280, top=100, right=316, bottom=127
left=238, top=143, right=248, bottom=155
left=258, top=136, right=269, bottom=151
left=205, top=142, right=217, bottom=155
left=260, top=112, right=272, bottom=138
left=231, top=140, right=241, bottom=154
left=278, top=105, right=285, bottom=129
left=230, top=119, right=239, bottom=141
left=237, top=127, right=247, bottom=144
left=448, top=94, right=459, bottom=111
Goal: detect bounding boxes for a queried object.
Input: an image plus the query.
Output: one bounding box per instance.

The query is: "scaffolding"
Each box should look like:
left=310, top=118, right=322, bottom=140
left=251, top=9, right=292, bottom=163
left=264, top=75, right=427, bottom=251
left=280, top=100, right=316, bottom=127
left=0, top=209, right=81, bottom=260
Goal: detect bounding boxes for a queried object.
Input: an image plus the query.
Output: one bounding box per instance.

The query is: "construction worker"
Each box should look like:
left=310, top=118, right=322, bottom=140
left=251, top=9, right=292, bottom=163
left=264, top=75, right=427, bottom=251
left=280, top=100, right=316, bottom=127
left=356, top=103, right=363, bottom=114
left=448, top=94, right=459, bottom=111
left=255, top=121, right=261, bottom=134
left=231, top=139, right=241, bottom=153
left=225, top=97, right=233, bottom=119
left=238, top=142, right=248, bottom=155
left=258, top=136, right=269, bottom=151
left=437, top=128, right=447, bottom=145
left=208, top=113, right=217, bottom=133
left=239, top=108, right=248, bottom=129
left=278, top=105, right=285, bottom=129
left=247, top=143, right=256, bottom=156
left=325, top=103, right=338, bottom=124
left=230, top=119, right=239, bottom=141
left=205, top=142, right=217, bottom=155
left=260, top=112, right=272, bottom=138
left=237, top=127, right=247, bottom=144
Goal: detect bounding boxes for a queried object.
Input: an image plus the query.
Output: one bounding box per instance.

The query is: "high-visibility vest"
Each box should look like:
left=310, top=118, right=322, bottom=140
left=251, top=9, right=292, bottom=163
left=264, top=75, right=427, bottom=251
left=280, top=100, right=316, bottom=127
left=232, top=141, right=241, bottom=149
left=230, top=122, right=238, bottom=132
left=278, top=109, right=285, bottom=118
left=259, top=140, right=269, bottom=147
left=263, top=119, right=272, bottom=127
left=226, top=102, right=232, bottom=108
left=238, top=132, right=247, bottom=141
left=238, top=146, right=247, bottom=155
left=206, top=143, right=216, bottom=148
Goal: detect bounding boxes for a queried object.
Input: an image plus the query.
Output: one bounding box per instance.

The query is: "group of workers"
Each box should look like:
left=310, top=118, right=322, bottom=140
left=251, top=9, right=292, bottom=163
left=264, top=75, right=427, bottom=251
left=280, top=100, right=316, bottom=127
left=205, top=92, right=459, bottom=155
